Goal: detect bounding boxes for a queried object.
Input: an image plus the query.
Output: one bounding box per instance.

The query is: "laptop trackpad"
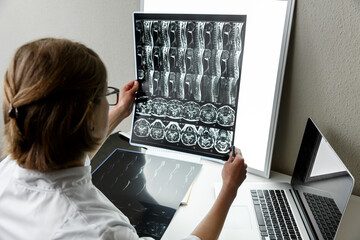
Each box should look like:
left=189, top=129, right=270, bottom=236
left=223, top=205, right=252, bottom=230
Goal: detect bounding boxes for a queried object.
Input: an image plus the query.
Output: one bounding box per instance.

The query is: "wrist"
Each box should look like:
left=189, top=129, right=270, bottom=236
left=108, top=107, right=127, bottom=133
left=219, top=183, right=238, bottom=201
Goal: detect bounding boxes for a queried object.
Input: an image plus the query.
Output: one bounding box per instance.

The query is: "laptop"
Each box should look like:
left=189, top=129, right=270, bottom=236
left=217, top=118, right=354, bottom=240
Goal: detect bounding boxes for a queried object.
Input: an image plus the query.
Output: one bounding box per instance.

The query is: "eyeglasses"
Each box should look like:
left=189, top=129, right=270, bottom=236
left=105, top=86, right=120, bottom=106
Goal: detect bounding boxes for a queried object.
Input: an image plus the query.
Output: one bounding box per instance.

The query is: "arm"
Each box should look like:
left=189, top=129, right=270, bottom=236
left=88, top=80, right=138, bottom=159
left=191, top=148, right=247, bottom=240
left=108, top=80, right=139, bottom=135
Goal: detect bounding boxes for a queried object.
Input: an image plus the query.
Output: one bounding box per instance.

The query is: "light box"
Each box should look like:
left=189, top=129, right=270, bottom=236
left=139, top=0, right=295, bottom=177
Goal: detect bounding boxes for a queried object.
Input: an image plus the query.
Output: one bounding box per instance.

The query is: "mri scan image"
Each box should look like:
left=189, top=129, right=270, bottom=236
left=152, top=20, right=170, bottom=47
left=153, top=71, right=170, bottom=97
left=184, top=73, right=202, bottom=101
left=198, top=126, right=215, bottom=149
left=132, top=13, right=246, bottom=160
left=169, top=21, right=187, bottom=48
left=217, top=105, right=235, bottom=127
left=183, top=101, right=200, bottom=121
left=188, top=21, right=205, bottom=49
left=137, top=70, right=153, bottom=96
left=218, top=77, right=234, bottom=105
left=165, top=122, right=181, bottom=143
left=228, top=50, right=241, bottom=81
left=151, top=98, right=168, bottom=117
left=152, top=46, right=170, bottom=72
left=199, top=103, right=217, bottom=124
left=167, top=100, right=183, bottom=119
left=137, top=46, right=154, bottom=71
left=135, top=20, right=153, bottom=46
left=136, top=97, right=152, bottom=116
left=181, top=124, right=198, bottom=146
left=134, top=119, right=151, bottom=138
left=169, top=72, right=186, bottom=99
left=172, top=47, right=186, bottom=72
left=150, top=120, right=166, bottom=140
left=214, top=129, right=232, bottom=153
left=201, top=75, right=218, bottom=102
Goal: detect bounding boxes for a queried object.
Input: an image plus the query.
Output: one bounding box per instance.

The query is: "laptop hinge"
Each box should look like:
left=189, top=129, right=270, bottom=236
left=289, top=187, right=318, bottom=240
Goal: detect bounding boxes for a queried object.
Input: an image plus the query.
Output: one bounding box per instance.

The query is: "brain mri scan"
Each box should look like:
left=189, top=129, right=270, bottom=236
left=151, top=98, right=168, bottom=117
left=134, top=119, right=151, bottom=138
left=217, top=105, right=235, bottom=127
left=165, top=122, right=181, bottom=143
left=214, top=129, right=232, bottom=153
left=199, top=103, right=217, bottom=124
left=167, top=100, right=183, bottom=119
left=136, top=97, right=152, bottom=116
left=181, top=124, right=198, bottom=146
left=150, top=120, right=166, bottom=140
left=198, top=126, right=215, bottom=149
left=183, top=101, right=200, bottom=121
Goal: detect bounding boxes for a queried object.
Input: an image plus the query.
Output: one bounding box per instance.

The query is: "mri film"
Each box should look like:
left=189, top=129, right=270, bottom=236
left=131, top=13, right=246, bottom=160
left=92, top=149, right=202, bottom=240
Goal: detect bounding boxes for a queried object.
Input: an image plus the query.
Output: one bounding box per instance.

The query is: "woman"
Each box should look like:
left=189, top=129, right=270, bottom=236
left=0, top=38, right=247, bottom=239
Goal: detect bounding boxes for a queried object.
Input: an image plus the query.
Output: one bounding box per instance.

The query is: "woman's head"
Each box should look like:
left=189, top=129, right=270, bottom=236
left=3, top=38, right=107, bottom=171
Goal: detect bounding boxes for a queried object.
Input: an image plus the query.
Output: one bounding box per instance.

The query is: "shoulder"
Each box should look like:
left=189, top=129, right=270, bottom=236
left=0, top=155, right=17, bottom=180
left=0, top=155, right=16, bottom=169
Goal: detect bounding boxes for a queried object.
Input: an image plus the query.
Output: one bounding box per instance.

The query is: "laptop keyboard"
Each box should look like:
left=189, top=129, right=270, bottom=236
left=251, top=189, right=301, bottom=240
left=304, top=192, right=341, bottom=240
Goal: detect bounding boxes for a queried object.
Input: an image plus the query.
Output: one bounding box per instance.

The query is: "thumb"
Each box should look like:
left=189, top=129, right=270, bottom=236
left=129, top=80, right=139, bottom=93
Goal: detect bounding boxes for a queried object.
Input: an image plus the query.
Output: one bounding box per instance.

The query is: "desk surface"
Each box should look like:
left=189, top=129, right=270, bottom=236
left=93, top=133, right=360, bottom=240
left=162, top=159, right=360, bottom=240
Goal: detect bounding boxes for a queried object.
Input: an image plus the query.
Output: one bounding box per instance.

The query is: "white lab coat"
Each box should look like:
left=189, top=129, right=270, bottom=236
left=0, top=155, right=199, bottom=240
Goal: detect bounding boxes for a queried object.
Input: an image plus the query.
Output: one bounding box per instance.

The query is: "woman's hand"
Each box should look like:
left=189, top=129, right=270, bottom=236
left=108, top=80, right=139, bottom=135
left=191, top=147, right=247, bottom=240
left=221, top=148, right=247, bottom=200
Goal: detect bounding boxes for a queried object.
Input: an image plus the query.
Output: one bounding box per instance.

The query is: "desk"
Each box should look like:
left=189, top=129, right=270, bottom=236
left=93, top=133, right=360, bottom=240
left=162, top=159, right=360, bottom=240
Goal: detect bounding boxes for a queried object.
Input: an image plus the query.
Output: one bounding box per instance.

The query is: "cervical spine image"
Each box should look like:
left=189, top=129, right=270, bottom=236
left=136, top=19, right=243, bottom=106
left=134, top=16, right=245, bottom=156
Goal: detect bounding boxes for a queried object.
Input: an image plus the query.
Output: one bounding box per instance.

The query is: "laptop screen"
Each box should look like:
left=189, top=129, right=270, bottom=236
left=291, top=118, right=354, bottom=239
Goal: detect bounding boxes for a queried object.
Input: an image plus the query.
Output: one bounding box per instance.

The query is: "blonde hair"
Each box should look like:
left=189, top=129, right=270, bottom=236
left=3, top=38, right=107, bottom=171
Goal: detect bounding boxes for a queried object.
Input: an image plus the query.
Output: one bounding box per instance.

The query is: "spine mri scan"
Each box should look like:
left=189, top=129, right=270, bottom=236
left=133, top=16, right=245, bottom=158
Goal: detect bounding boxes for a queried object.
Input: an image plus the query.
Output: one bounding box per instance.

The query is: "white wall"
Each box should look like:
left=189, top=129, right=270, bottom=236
left=272, top=0, right=360, bottom=196
left=0, top=0, right=140, bottom=155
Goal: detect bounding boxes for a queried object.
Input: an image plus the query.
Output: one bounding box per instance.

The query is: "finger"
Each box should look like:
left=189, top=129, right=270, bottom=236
left=234, top=147, right=242, bottom=157
left=130, top=80, right=139, bottom=93
left=122, top=81, right=133, bottom=91
left=228, top=146, right=235, bottom=159
left=228, top=152, right=235, bottom=162
left=235, top=157, right=245, bottom=167
left=226, top=156, right=234, bottom=163
left=122, top=80, right=138, bottom=92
